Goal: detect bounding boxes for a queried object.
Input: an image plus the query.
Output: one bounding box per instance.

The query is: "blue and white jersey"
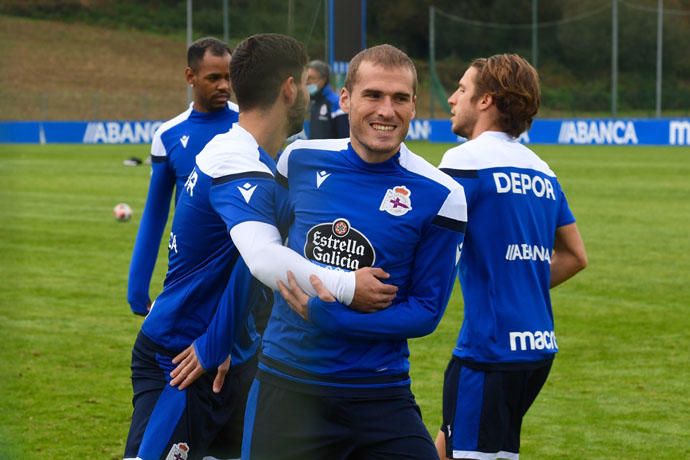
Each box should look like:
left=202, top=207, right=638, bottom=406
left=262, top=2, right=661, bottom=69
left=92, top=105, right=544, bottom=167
left=439, top=131, right=576, bottom=365
left=140, top=124, right=276, bottom=369
left=151, top=101, right=239, bottom=201
left=128, top=102, right=239, bottom=315
left=260, top=139, right=467, bottom=390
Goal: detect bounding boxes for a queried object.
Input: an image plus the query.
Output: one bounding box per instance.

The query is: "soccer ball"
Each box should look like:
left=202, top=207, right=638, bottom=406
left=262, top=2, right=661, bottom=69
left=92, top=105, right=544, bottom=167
left=113, top=203, right=132, bottom=222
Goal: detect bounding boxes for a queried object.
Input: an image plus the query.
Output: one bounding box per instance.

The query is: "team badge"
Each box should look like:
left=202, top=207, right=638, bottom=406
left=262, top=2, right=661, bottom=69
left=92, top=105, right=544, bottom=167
left=165, top=442, right=189, bottom=460
left=320, top=104, right=328, bottom=116
left=379, top=185, right=412, bottom=216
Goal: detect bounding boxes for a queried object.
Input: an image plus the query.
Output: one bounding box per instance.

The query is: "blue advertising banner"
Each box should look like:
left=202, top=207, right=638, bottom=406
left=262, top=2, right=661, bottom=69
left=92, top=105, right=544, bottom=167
left=1, top=118, right=689, bottom=146
left=0, top=120, right=162, bottom=145
left=404, top=118, right=690, bottom=146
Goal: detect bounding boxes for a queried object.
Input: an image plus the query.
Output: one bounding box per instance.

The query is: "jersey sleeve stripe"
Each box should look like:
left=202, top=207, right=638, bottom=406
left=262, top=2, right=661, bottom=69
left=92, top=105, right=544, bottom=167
left=432, top=215, right=467, bottom=233
left=275, top=172, right=288, bottom=189
left=440, top=168, right=479, bottom=179
left=150, top=155, right=167, bottom=163
left=212, top=171, right=274, bottom=186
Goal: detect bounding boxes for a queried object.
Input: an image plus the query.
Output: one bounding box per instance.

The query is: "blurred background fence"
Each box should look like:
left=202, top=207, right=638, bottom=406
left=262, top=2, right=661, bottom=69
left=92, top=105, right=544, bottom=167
left=1, top=0, right=689, bottom=121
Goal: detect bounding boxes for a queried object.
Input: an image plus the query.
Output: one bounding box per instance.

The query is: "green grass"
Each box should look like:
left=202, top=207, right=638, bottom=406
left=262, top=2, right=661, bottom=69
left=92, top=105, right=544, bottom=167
left=1, top=142, right=689, bottom=458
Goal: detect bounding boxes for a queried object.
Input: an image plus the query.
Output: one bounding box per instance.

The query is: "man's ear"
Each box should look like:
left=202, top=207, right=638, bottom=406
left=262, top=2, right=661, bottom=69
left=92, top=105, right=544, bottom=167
left=478, top=93, right=493, bottom=111
left=185, top=67, right=195, bottom=87
left=282, top=76, right=297, bottom=105
left=411, top=94, right=417, bottom=120
left=339, top=87, right=350, bottom=113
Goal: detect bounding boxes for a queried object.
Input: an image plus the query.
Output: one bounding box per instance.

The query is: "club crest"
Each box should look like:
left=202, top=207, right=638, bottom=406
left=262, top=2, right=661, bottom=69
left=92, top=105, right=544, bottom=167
left=165, top=442, right=189, bottom=460
left=379, top=185, right=412, bottom=216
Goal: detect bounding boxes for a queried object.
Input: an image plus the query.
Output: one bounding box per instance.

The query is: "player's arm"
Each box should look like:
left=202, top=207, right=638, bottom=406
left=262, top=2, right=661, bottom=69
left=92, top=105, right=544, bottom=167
left=127, top=148, right=175, bottom=315
left=285, top=187, right=467, bottom=340
left=550, top=222, right=587, bottom=288
left=171, top=258, right=261, bottom=392
left=230, top=221, right=394, bottom=309
left=299, top=224, right=463, bottom=340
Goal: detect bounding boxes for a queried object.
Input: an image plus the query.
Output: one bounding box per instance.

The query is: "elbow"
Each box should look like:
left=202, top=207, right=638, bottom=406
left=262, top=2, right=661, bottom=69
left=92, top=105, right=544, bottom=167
left=575, top=250, right=588, bottom=272
left=244, top=257, right=276, bottom=289
left=410, top=315, right=443, bottom=338
left=244, top=259, right=263, bottom=279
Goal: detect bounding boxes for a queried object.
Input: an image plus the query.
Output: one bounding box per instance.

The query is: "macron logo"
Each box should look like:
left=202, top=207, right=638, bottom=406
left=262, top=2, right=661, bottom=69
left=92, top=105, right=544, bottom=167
left=509, top=330, right=558, bottom=352
left=180, top=135, right=190, bottom=148
left=238, top=182, right=257, bottom=203
left=316, top=170, right=331, bottom=189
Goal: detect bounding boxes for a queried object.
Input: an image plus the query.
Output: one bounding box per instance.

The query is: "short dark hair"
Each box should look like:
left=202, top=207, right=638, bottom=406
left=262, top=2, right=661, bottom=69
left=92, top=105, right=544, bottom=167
left=231, top=33, right=308, bottom=111
left=344, top=44, right=417, bottom=95
left=308, top=60, right=330, bottom=84
left=470, top=54, right=540, bottom=137
left=187, top=37, right=231, bottom=72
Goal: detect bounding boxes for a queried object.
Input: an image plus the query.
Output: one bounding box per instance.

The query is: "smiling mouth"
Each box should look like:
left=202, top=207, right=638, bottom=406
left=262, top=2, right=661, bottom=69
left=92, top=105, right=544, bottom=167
left=371, top=123, right=395, bottom=132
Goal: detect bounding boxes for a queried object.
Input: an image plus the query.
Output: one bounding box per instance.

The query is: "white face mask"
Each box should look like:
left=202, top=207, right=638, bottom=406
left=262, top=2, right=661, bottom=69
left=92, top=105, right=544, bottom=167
left=307, top=83, right=319, bottom=96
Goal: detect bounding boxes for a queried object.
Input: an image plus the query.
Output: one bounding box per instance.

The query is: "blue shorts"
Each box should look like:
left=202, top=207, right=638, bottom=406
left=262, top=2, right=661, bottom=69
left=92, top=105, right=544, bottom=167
left=440, top=357, right=552, bottom=460
left=124, top=331, right=256, bottom=460
left=242, top=369, right=438, bottom=460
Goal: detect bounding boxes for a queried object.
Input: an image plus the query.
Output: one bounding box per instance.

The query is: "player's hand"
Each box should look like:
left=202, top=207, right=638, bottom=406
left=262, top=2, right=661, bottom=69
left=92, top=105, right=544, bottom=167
left=212, top=355, right=231, bottom=394
left=278, top=270, right=335, bottom=320
left=170, top=344, right=206, bottom=390
left=350, top=267, right=398, bottom=312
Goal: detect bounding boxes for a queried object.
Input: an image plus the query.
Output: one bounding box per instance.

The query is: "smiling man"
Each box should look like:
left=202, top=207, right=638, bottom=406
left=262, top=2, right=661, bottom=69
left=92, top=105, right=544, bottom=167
left=128, top=37, right=238, bottom=317
left=124, top=34, right=396, bottom=460
left=241, top=44, right=468, bottom=460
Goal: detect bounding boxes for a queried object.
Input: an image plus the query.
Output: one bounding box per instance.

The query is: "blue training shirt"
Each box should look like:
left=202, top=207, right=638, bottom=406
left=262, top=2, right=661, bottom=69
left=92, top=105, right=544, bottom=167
left=260, top=138, right=467, bottom=390
left=128, top=102, right=239, bottom=315
left=439, top=131, right=576, bottom=365
left=140, top=124, right=276, bottom=369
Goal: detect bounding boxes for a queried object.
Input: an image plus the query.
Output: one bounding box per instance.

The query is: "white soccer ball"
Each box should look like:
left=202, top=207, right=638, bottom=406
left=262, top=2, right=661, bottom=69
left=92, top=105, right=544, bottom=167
left=113, top=203, right=132, bottom=222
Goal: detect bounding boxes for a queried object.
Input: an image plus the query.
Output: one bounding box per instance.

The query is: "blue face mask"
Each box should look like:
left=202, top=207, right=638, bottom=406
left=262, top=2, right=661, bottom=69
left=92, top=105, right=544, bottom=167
left=307, top=84, right=319, bottom=96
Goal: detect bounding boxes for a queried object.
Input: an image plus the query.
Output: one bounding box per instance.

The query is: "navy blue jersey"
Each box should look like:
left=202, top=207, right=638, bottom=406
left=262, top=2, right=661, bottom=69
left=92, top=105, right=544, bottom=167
left=439, top=131, right=576, bottom=365
left=309, top=85, right=349, bottom=139
left=140, top=125, right=276, bottom=369
left=128, top=102, right=239, bottom=315
left=260, top=139, right=467, bottom=390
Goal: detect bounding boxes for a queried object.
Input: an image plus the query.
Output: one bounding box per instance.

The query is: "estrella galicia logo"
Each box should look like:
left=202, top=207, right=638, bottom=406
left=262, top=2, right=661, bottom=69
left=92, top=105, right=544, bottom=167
left=304, top=218, right=375, bottom=270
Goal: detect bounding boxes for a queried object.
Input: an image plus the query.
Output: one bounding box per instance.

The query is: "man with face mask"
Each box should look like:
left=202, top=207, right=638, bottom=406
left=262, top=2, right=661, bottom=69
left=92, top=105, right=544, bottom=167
left=307, top=60, right=349, bottom=139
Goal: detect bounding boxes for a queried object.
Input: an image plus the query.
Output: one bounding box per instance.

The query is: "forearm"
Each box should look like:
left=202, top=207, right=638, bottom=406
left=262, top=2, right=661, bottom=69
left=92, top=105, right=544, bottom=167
left=550, top=250, right=586, bottom=288
left=127, top=167, right=173, bottom=312
left=550, top=223, right=587, bottom=288
left=308, top=294, right=449, bottom=340
left=230, top=221, right=355, bottom=305
left=307, top=223, right=462, bottom=340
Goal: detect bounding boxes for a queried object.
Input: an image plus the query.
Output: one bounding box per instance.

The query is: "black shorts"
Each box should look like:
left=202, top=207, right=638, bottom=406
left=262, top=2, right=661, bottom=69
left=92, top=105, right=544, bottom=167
left=440, top=357, right=552, bottom=459
left=242, top=370, right=439, bottom=460
left=124, top=331, right=257, bottom=460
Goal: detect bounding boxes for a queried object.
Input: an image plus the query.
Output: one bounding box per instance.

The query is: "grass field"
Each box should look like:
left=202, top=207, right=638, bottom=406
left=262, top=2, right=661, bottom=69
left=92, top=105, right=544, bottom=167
left=0, top=142, right=689, bottom=459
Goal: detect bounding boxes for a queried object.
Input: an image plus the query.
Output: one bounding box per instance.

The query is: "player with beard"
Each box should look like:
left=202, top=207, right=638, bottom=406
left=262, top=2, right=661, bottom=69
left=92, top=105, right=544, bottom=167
left=242, top=44, right=468, bottom=460
left=435, top=54, right=587, bottom=460
left=123, top=34, right=395, bottom=460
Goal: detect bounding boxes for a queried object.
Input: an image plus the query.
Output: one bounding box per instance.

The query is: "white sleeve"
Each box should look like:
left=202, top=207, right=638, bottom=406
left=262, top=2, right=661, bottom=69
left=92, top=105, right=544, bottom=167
left=230, top=221, right=356, bottom=305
